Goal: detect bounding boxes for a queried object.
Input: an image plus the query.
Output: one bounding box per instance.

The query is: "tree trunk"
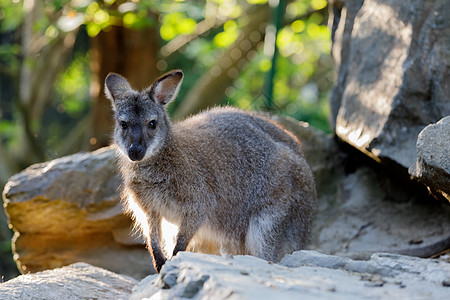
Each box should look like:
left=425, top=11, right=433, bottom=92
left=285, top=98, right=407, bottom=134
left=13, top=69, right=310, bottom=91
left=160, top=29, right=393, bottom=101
left=89, top=26, right=160, bottom=149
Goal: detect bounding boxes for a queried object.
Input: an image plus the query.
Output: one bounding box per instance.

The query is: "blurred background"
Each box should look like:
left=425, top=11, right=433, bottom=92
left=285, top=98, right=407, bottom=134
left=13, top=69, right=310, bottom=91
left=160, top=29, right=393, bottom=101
left=0, top=0, right=333, bottom=280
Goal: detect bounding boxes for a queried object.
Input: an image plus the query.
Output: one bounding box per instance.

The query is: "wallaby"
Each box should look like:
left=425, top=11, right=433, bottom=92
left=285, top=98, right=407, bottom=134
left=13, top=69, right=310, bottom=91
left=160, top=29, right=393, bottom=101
left=105, top=70, right=317, bottom=273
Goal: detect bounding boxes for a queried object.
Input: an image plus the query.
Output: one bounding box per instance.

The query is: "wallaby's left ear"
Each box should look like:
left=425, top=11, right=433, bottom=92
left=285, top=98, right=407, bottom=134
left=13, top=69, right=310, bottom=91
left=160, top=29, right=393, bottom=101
left=105, top=73, right=132, bottom=103
left=148, top=70, right=183, bottom=106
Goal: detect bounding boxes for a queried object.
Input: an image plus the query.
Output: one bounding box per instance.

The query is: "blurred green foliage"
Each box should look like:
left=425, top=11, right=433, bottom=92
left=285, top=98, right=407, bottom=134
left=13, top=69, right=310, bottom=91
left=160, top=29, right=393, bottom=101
left=0, top=0, right=23, bottom=32
left=225, top=1, right=332, bottom=131
left=54, top=53, right=91, bottom=118
left=1, top=0, right=333, bottom=156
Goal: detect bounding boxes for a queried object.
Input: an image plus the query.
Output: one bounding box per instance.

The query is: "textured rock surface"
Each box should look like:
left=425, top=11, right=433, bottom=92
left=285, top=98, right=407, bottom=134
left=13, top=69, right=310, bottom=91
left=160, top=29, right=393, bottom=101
left=329, top=0, right=450, bottom=168
left=2, top=252, right=448, bottom=300
left=0, top=262, right=137, bottom=300
left=131, top=251, right=450, bottom=300
left=2, top=146, right=153, bottom=279
left=311, top=163, right=450, bottom=258
left=409, top=117, right=450, bottom=202
left=275, top=116, right=450, bottom=259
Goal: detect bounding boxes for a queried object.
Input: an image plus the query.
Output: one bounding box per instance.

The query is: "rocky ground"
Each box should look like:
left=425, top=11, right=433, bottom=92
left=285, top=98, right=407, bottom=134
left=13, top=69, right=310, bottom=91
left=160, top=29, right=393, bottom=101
left=0, top=262, right=137, bottom=300
left=1, top=251, right=449, bottom=300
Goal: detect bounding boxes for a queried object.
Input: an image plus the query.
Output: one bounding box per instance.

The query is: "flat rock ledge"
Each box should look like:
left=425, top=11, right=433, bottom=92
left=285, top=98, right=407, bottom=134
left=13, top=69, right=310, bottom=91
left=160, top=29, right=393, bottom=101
left=4, top=251, right=445, bottom=300
left=131, top=251, right=450, bottom=300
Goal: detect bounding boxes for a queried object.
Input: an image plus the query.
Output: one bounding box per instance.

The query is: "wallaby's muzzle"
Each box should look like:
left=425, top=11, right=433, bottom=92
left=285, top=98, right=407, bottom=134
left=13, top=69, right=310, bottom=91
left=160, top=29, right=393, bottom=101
left=128, top=143, right=145, bottom=161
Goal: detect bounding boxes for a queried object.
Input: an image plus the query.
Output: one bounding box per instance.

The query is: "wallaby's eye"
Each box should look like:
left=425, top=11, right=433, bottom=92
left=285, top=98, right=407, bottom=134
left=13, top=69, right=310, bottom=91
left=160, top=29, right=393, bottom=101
left=148, top=120, right=157, bottom=129
left=120, top=121, right=128, bottom=130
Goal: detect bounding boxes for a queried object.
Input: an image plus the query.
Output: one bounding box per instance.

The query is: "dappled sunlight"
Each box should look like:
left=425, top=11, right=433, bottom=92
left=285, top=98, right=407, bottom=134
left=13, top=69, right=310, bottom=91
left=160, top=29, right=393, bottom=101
left=125, top=193, right=150, bottom=243
left=161, top=218, right=179, bottom=258
left=125, top=193, right=179, bottom=258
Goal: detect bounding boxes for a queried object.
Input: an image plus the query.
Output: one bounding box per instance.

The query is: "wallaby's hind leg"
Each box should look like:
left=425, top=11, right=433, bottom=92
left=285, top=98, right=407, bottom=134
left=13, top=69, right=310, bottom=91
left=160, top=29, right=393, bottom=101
left=245, top=209, right=290, bottom=262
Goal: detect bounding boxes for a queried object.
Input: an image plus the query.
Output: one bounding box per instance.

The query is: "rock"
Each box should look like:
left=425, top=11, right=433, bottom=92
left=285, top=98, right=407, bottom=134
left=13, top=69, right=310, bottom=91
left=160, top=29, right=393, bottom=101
left=130, top=251, right=450, bottom=300
left=0, top=262, right=137, bottom=300
left=409, top=117, right=450, bottom=202
left=311, top=164, right=450, bottom=259
left=2, top=146, right=153, bottom=279
left=329, top=0, right=450, bottom=169
left=281, top=251, right=450, bottom=282
left=275, top=116, right=450, bottom=259
left=3, top=252, right=449, bottom=300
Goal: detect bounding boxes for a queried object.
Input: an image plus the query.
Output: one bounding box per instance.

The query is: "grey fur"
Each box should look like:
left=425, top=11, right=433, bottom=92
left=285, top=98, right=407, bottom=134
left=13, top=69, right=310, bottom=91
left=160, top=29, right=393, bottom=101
left=105, top=70, right=318, bottom=273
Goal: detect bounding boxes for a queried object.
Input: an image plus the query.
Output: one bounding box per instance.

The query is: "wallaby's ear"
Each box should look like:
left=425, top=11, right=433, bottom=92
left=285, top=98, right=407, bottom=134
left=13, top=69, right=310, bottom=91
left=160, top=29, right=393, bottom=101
left=105, top=73, right=132, bottom=103
left=148, top=70, right=183, bottom=106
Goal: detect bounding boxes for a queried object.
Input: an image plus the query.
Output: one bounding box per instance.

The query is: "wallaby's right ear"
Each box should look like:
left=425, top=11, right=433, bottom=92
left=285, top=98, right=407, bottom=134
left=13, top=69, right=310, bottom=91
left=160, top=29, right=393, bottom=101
left=148, top=70, right=183, bottom=106
left=105, top=73, right=132, bottom=103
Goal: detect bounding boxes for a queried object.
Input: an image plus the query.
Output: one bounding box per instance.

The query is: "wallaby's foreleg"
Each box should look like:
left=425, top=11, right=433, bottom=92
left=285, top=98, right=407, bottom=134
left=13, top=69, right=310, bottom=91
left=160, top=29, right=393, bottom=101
left=148, top=214, right=166, bottom=273
left=172, top=216, right=202, bottom=257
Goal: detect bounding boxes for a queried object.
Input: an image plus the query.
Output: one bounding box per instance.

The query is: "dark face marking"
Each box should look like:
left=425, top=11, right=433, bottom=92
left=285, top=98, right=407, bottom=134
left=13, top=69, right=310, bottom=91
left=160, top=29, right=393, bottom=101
left=128, top=125, right=145, bottom=161
left=133, top=102, right=142, bottom=116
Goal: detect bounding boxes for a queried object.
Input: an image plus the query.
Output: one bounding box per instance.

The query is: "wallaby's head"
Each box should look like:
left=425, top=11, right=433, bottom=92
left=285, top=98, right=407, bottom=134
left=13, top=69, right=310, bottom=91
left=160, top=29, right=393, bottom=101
left=105, top=70, right=183, bottom=162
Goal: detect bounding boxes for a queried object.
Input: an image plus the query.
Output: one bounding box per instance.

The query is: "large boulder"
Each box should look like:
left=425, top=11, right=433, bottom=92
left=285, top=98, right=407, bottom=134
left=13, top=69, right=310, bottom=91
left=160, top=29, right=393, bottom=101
left=0, top=262, right=137, bottom=300
left=2, top=146, right=153, bottom=279
left=131, top=251, right=450, bottom=300
left=329, top=0, right=450, bottom=169
left=409, top=116, right=450, bottom=202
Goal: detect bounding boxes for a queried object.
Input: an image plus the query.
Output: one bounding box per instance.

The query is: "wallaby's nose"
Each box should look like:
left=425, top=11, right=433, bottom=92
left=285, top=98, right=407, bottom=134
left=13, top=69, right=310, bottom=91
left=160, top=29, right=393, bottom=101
left=128, top=144, right=144, bottom=161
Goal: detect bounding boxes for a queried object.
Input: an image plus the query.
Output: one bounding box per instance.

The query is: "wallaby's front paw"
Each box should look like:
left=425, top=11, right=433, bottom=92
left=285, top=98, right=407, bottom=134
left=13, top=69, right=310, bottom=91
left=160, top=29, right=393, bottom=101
left=153, top=257, right=166, bottom=273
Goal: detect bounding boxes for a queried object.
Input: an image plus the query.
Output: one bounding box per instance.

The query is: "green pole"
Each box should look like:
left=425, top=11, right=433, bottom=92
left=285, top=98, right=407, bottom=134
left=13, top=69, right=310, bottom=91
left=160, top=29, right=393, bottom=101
left=265, top=0, right=285, bottom=110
